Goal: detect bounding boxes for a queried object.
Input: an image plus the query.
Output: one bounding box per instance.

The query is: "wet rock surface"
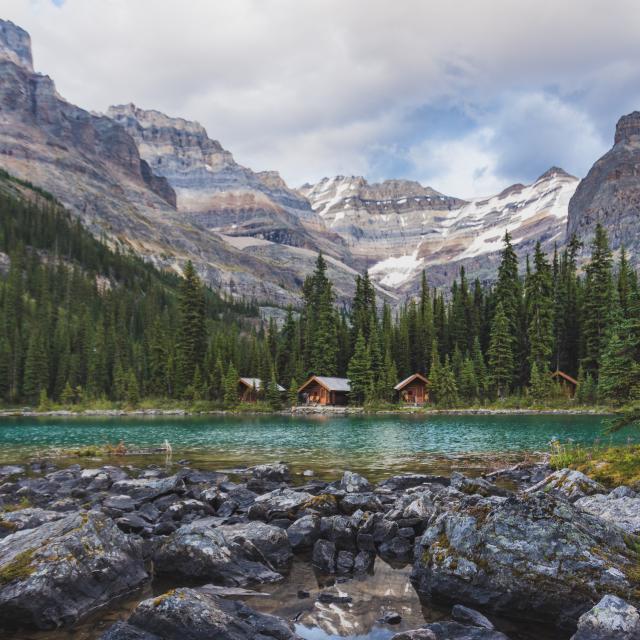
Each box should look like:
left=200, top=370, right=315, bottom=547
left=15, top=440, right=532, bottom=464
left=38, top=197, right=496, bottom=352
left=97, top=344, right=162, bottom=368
left=100, top=586, right=298, bottom=640
left=0, top=460, right=637, bottom=639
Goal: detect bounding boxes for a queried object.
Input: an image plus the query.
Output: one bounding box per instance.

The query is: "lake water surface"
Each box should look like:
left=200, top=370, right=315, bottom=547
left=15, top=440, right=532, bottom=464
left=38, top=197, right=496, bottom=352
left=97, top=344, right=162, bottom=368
left=0, top=413, right=628, bottom=479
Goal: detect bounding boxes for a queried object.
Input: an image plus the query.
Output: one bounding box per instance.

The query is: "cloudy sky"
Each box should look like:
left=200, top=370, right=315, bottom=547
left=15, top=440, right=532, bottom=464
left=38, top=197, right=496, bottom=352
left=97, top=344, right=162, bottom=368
left=4, top=0, right=640, bottom=196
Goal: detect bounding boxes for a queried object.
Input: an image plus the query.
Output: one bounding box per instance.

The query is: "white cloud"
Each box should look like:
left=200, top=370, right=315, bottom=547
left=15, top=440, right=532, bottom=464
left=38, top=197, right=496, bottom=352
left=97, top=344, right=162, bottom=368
left=2, top=0, right=639, bottom=194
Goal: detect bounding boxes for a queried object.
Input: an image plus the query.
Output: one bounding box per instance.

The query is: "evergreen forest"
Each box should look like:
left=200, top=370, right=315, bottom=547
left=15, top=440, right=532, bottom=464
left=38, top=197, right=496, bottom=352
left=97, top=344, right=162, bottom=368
left=1, top=171, right=639, bottom=410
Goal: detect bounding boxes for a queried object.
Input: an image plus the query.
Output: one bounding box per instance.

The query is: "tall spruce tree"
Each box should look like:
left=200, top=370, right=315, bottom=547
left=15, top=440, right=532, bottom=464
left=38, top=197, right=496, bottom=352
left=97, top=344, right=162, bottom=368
left=581, top=224, right=613, bottom=378
left=175, top=261, right=206, bottom=396
left=488, top=302, right=514, bottom=398
left=527, top=242, right=554, bottom=376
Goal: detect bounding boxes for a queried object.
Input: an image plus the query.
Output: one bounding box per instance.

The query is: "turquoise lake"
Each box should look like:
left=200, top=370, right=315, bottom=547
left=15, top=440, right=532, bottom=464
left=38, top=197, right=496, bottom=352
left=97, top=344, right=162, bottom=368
left=0, top=413, right=632, bottom=479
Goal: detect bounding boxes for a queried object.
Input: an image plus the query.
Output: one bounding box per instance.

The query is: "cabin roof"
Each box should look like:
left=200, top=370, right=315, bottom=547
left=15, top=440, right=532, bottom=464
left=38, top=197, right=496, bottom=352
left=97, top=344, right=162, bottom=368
left=239, top=377, right=285, bottom=392
left=551, top=370, right=579, bottom=386
left=298, top=376, right=351, bottom=393
left=394, top=373, right=429, bottom=391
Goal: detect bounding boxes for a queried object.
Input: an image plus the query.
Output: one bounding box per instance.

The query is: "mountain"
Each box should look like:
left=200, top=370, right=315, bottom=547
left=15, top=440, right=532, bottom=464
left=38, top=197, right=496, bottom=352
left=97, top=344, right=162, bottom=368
left=567, top=111, right=640, bottom=258
left=0, top=20, right=369, bottom=306
left=302, top=168, right=578, bottom=289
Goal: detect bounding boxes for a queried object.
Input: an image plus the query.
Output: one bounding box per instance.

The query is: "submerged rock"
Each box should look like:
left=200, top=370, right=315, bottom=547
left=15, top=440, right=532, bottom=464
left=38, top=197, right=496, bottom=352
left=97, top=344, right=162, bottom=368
left=100, top=586, right=297, bottom=640
left=570, top=595, right=640, bottom=640
left=0, top=511, right=147, bottom=630
left=251, top=462, right=291, bottom=483
left=451, top=604, right=495, bottom=630
left=525, top=468, right=606, bottom=502
left=397, top=622, right=510, bottom=639
left=411, top=492, right=637, bottom=627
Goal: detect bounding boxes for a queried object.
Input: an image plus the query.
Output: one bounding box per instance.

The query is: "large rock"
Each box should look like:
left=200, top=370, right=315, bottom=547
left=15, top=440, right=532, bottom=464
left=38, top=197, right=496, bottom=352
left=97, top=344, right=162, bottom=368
left=526, top=469, right=606, bottom=503
left=250, top=463, right=291, bottom=483
left=0, top=507, right=66, bottom=537
left=111, top=475, right=186, bottom=503
left=411, top=492, right=637, bottom=627
left=154, top=520, right=284, bottom=586
left=0, top=511, right=147, bottom=630
left=570, top=595, right=640, bottom=640
left=287, top=515, right=321, bottom=551
left=249, top=488, right=312, bottom=521
left=217, top=521, right=292, bottom=573
left=450, top=473, right=507, bottom=498
left=575, top=493, right=640, bottom=535
left=100, top=586, right=297, bottom=640
left=340, top=471, right=372, bottom=493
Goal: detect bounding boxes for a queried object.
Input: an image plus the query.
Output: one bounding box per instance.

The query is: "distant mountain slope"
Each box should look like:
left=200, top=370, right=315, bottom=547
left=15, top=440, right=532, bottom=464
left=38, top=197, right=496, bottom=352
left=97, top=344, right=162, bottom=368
left=567, top=111, right=640, bottom=260
left=302, top=169, right=578, bottom=289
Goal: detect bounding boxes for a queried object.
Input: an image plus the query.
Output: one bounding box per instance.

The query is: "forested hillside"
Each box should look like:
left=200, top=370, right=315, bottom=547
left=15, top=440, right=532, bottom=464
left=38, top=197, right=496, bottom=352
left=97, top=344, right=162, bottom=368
left=1, top=169, right=638, bottom=409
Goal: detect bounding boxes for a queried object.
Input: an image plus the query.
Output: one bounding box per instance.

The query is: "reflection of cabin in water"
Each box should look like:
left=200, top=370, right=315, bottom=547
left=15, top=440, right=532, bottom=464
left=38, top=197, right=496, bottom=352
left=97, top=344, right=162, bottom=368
left=394, top=373, right=429, bottom=405
left=298, top=376, right=351, bottom=406
left=238, top=377, right=284, bottom=403
left=551, top=370, right=578, bottom=397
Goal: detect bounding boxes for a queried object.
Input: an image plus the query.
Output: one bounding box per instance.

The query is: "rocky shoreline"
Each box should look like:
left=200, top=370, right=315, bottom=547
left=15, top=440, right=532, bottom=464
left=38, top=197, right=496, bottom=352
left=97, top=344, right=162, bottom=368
left=0, top=460, right=638, bottom=639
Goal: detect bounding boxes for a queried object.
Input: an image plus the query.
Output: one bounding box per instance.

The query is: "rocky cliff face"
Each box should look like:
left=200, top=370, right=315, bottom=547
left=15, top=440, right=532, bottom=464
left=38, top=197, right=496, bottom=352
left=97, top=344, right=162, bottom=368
left=567, top=111, right=640, bottom=258
left=0, top=20, right=370, bottom=305
left=106, top=104, right=348, bottom=256
left=302, top=169, right=578, bottom=289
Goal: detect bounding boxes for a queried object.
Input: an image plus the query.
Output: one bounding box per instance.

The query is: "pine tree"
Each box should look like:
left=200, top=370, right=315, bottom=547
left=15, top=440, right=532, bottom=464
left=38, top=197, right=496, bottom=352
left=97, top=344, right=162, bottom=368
left=23, top=326, right=49, bottom=402
left=527, top=242, right=554, bottom=375
left=61, top=380, right=75, bottom=405
left=471, top=336, right=488, bottom=398
left=223, top=364, right=238, bottom=408
left=175, top=261, right=206, bottom=396
left=488, top=302, right=514, bottom=398
left=581, top=224, right=613, bottom=378
left=347, top=332, right=372, bottom=405
left=266, top=370, right=282, bottom=410
left=288, top=377, right=299, bottom=407
left=437, top=356, right=459, bottom=408
left=126, top=370, right=140, bottom=406
left=459, top=357, right=478, bottom=402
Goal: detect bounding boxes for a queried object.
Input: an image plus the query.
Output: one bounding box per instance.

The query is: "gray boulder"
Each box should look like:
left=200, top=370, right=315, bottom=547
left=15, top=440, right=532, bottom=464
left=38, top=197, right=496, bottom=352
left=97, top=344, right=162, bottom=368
left=571, top=595, right=640, bottom=640
left=452, top=604, right=494, bottom=629
left=0, top=511, right=147, bottom=630
left=287, top=515, right=321, bottom=551
left=111, top=474, right=185, bottom=503
left=251, top=462, right=291, bottom=483
left=526, top=469, right=606, bottom=503
left=340, top=470, right=372, bottom=493
left=217, top=521, right=292, bottom=573
left=575, top=493, right=640, bottom=535
left=411, top=492, right=637, bottom=627
left=0, top=507, right=66, bottom=538
left=340, top=492, right=383, bottom=514
left=250, top=487, right=312, bottom=521
left=312, top=539, right=336, bottom=573
left=100, top=586, right=297, bottom=640
left=154, top=520, right=284, bottom=586
left=450, top=472, right=508, bottom=498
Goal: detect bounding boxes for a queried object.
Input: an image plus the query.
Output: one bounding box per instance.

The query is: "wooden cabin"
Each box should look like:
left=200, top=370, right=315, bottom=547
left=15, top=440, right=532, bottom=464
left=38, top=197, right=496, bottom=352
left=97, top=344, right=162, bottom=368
left=551, top=370, right=578, bottom=398
left=394, top=373, right=429, bottom=405
left=298, top=376, right=351, bottom=406
left=238, top=377, right=284, bottom=403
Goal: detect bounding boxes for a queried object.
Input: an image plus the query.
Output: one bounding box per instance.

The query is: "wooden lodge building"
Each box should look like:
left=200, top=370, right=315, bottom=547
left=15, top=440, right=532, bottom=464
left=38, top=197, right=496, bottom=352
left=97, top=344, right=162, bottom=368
left=298, top=376, right=351, bottom=406
left=238, top=377, right=285, bottom=403
left=551, top=370, right=578, bottom=397
left=394, top=373, right=429, bottom=405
